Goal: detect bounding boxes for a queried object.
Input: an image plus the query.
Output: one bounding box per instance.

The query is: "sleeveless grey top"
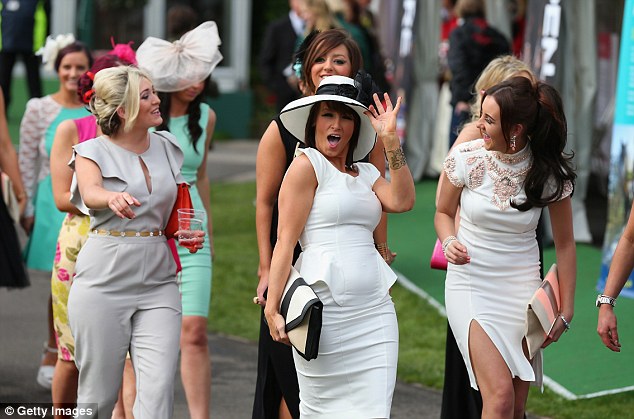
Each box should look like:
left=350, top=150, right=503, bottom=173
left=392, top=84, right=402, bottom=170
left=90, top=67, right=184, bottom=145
left=69, top=131, right=186, bottom=232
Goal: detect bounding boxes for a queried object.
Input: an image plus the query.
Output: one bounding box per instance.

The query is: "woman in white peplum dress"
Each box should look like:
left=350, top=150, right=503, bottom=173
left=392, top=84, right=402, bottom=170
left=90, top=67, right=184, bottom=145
left=435, top=76, right=576, bottom=419
left=264, top=75, right=415, bottom=418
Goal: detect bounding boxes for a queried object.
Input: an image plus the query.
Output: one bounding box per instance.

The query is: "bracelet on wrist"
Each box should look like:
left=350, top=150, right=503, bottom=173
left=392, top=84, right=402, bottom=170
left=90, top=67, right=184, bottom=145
left=376, top=243, right=394, bottom=264
left=441, top=235, right=457, bottom=256
left=596, top=294, right=616, bottom=308
left=375, top=242, right=389, bottom=256
left=559, top=314, right=571, bottom=332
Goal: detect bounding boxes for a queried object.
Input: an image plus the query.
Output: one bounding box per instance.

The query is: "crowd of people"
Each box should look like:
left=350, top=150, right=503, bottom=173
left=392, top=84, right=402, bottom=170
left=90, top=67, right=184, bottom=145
left=3, top=0, right=634, bottom=418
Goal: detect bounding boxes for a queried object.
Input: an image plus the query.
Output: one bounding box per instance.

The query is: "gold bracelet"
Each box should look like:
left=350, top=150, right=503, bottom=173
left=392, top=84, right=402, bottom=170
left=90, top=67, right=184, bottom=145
left=385, top=148, right=407, bottom=170
left=375, top=242, right=394, bottom=264
left=375, top=242, right=389, bottom=257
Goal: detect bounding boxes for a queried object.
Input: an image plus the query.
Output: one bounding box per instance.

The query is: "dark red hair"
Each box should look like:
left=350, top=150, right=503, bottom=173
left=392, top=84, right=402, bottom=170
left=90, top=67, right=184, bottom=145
left=77, top=54, right=135, bottom=104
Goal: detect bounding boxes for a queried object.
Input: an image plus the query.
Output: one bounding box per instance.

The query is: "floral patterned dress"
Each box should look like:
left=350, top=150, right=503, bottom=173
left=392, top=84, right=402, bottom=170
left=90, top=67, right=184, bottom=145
left=51, top=213, right=91, bottom=360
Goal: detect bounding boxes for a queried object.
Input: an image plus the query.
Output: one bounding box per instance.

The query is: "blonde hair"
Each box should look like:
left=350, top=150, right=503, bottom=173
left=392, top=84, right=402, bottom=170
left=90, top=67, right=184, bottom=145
left=89, top=66, right=151, bottom=135
left=470, top=55, right=536, bottom=120
left=304, top=0, right=340, bottom=33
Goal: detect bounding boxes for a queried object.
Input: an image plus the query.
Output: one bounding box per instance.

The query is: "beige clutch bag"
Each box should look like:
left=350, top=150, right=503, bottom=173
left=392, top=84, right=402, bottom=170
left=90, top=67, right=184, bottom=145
left=525, top=264, right=560, bottom=358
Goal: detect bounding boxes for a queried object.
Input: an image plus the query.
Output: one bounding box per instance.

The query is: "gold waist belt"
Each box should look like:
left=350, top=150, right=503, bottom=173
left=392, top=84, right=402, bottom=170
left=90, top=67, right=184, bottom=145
left=92, top=229, right=164, bottom=237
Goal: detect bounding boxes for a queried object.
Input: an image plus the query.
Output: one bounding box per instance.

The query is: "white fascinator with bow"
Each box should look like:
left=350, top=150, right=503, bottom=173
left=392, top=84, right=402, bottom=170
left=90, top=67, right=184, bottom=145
left=36, top=33, right=76, bottom=71
left=136, top=21, right=223, bottom=92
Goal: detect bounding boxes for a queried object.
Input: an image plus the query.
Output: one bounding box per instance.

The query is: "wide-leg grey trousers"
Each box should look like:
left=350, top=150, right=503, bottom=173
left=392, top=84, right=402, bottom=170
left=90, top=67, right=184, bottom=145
left=69, top=235, right=182, bottom=419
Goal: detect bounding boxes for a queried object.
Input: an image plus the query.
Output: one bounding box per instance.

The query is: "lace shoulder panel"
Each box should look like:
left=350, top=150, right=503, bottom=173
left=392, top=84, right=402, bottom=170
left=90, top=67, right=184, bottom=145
left=443, top=155, right=463, bottom=187
left=443, top=139, right=485, bottom=187
left=561, top=180, right=574, bottom=199
left=542, top=177, right=574, bottom=201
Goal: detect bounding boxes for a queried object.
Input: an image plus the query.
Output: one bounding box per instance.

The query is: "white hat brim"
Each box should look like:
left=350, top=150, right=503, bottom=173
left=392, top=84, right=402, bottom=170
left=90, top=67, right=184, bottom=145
left=279, top=95, right=376, bottom=162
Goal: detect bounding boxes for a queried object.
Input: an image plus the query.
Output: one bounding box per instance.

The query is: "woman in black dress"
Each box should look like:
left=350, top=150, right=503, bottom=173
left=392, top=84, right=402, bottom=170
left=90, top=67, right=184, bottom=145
left=253, top=28, right=392, bottom=418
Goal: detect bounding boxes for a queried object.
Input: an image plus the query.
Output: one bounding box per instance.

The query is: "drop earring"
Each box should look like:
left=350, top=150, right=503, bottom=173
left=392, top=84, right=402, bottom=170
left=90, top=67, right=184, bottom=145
left=510, top=135, right=517, bottom=151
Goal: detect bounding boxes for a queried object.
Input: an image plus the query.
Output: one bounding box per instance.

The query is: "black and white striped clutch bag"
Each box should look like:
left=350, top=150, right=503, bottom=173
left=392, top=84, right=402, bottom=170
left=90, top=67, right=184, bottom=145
left=280, top=266, right=323, bottom=361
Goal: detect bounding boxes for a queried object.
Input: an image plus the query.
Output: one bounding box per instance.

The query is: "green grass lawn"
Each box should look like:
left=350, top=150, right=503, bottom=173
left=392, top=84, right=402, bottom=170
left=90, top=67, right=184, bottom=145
left=208, top=180, right=634, bottom=419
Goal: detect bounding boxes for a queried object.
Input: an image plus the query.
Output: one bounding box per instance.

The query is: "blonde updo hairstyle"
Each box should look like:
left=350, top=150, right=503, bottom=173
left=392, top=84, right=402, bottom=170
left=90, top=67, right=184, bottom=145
left=89, top=66, right=152, bottom=135
left=470, top=55, right=536, bottom=121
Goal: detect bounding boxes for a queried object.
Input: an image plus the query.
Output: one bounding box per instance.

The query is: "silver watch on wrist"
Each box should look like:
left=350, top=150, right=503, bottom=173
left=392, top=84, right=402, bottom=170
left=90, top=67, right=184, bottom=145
left=596, top=294, right=616, bottom=308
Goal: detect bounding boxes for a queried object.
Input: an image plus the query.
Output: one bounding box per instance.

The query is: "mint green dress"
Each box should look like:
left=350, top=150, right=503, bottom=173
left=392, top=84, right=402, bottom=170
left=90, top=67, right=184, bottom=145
left=168, top=103, right=213, bottom=317
left=25, top=106, right=90, bottom=271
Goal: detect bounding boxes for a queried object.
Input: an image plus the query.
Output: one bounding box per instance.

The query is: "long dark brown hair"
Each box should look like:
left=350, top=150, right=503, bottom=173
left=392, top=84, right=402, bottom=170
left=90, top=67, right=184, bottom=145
left=156, top=77, right=211, bottom=153
left=483, top=76, right=576, bottom=210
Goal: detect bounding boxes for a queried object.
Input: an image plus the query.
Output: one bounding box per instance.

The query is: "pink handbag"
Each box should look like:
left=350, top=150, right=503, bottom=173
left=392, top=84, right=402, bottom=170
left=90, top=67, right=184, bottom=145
left=430, top=238, right=448, bottom=270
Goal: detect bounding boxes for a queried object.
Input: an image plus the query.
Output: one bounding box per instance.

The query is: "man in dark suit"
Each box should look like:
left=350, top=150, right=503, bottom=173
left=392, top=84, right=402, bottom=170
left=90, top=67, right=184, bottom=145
left=259, top=0, right=305, bottom=112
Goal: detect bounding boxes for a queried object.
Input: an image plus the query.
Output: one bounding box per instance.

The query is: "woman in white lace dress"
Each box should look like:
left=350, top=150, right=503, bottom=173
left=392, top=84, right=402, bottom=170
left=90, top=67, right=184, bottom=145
left=435, top=76, right=576, bottom=419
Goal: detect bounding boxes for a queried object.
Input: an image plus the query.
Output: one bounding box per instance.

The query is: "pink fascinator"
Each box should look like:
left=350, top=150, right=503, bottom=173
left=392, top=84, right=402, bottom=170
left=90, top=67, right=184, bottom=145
left=77, top=41, right=137, bottom=105
left=110, top=37, right=137, bottom=65
left=136, top=21, right=223, bottom=92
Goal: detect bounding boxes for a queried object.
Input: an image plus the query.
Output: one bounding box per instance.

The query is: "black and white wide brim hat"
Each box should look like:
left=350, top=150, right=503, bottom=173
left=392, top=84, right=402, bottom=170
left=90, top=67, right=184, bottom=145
left=279, top=75, right=376, bottom=161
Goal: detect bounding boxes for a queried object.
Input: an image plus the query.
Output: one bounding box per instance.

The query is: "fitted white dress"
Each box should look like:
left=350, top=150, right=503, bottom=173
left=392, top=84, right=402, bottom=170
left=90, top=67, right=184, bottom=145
left=292, top=148, right=398, bottom=418
left=443, top=139, right=571, bottom=390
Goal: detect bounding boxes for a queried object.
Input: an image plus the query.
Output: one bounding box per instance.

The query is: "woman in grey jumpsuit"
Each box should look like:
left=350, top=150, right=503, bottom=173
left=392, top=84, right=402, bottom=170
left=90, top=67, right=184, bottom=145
left=68, top=66, right=204, bottom=419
